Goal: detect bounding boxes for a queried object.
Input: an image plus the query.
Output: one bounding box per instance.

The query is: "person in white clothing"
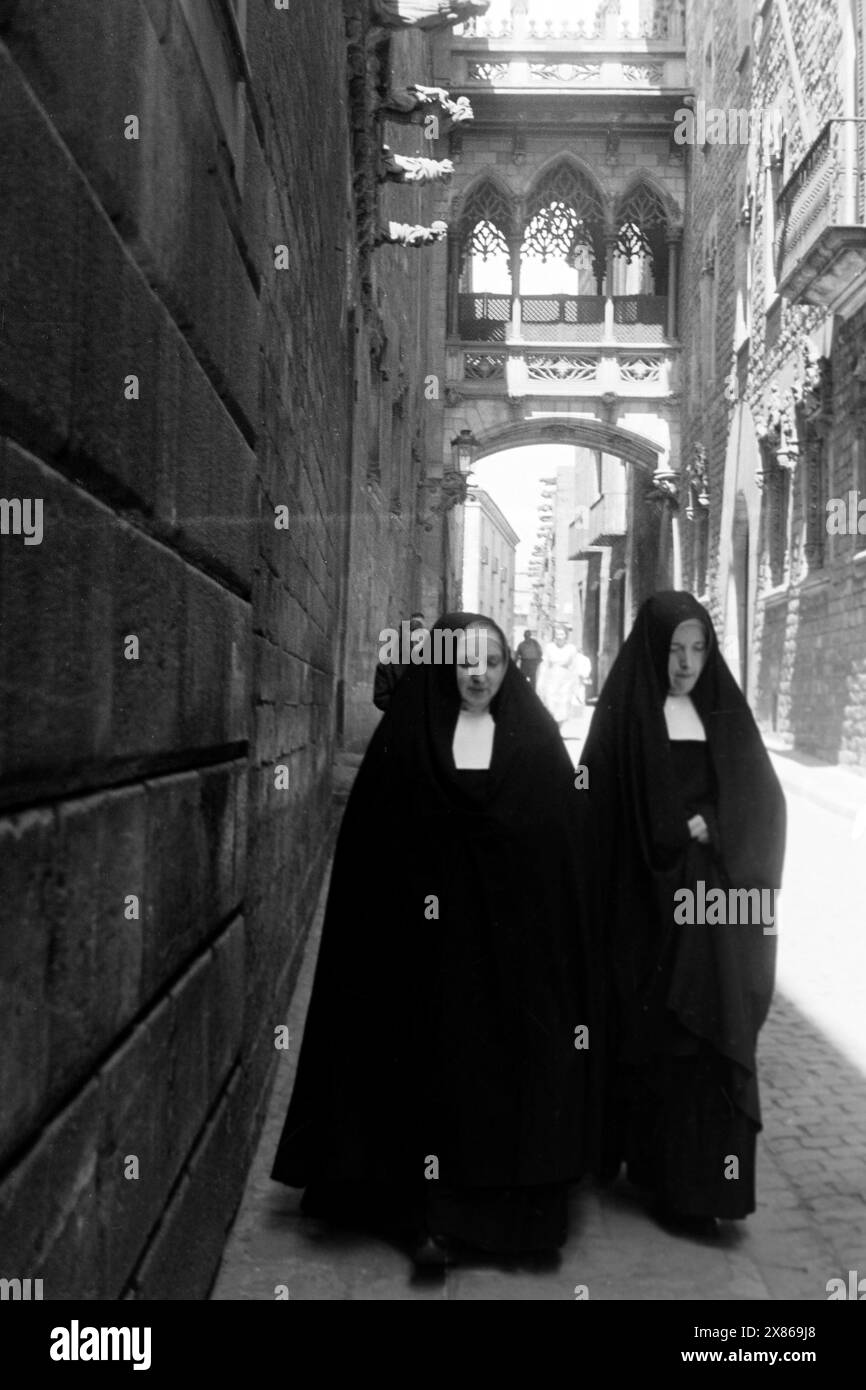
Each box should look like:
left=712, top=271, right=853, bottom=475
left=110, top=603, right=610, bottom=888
left=537, top=625, right=579, bottom=728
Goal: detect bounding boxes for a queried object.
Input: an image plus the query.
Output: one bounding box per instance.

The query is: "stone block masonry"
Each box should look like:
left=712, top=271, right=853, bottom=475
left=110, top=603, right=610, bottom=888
left=678, top=0, right=866, bottom=768
left=0, top=0, right=440, bottom=1297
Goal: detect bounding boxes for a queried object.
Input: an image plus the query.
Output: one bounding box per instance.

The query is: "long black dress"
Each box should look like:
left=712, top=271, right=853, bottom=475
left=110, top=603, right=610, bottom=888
left=582, top=592, right=785, bottom=1220
left=271, top=612, right=603, bottom=1253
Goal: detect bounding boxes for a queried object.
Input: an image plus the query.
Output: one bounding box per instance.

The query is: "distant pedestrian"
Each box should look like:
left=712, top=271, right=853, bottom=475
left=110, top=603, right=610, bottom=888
left=271, top=612, right=603, bottom=1269
left=582, top=592, right=786, bottom=1237
left=537, top=625, right=579, bottom=728
left=515, top=629, right=543, bottom=689
left=373, top=611, right=426, bottom=712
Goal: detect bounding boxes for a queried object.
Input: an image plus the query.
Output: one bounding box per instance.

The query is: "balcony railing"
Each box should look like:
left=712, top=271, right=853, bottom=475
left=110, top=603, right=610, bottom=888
left=455, top=0, right=685, bottom=42
left=522, top=295, right=605, bottom=338
left=775, top=118, right=866, bottom=318
left=457, top=292, right=509, bottom=341
left=457, top=293, right=669, bottom=344
left=614, top=294, right=667, bottom=331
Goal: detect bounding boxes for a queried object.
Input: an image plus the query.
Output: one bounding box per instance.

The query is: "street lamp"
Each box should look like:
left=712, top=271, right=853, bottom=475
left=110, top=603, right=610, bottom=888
left=450, top=428, right=477, bottom=476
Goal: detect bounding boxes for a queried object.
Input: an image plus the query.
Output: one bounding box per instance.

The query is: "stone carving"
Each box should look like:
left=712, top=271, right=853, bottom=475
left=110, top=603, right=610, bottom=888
left=380, top=147, right=454, bottom=184
left=345, top=4, right=389, bottom=310
left=530, top=63, right=601, bottom=82
left=370, top=1, right=490, bottom=29
left=790, top=339, right=832, bottom=425
left=375, top=219, right=448, bottom=247
left=468, top=61, right=511, bottom=82
left=416, top=470, right=470, bottom=529
left=756, top=383, right=799, bottom=472
left=464, top=353, right=505, bottom=380
left=723, top=355, right=738, bottom=403
left=527, top=355, right=598, bottom=382
left=622, top=62, right=665, bottom=84
left=647, top=471, right=680, bottom=508
left=619, top=356, right=662, bottom=383
left=685, top=443, right=709, bottom=518
left=380, top=84, right=475, bottom=125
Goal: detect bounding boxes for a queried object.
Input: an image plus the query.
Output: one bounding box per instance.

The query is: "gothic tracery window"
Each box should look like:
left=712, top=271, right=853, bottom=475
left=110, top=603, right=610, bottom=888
left=613, top=182, right=669, bottom=295
left=521, top=162, right=606, bottom=276
left=458, top=179, right=514, bottom=269
left=457, top=178, right=514, bottom=338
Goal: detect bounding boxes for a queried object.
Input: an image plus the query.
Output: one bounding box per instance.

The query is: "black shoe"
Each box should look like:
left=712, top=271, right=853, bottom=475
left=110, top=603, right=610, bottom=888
left=411, top=1235, right=451, bottom=1270
left=654, top=1202, right=720, bottom=1241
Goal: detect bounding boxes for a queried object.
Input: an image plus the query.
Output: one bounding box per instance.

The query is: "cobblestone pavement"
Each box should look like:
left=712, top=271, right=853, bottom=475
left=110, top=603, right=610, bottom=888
left=212, top=744, right=866, bottom=1301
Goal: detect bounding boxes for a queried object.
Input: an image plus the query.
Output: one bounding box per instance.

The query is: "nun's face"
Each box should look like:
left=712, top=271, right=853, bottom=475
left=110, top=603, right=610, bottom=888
left=456, top=631, right=507, bottom=713
left=554, top=628, right=566, bottom=646
left=668, top=620, right=707, bottom=696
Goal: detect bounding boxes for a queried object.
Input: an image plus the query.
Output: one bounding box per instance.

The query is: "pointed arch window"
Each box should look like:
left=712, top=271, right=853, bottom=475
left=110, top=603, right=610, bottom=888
left=458, top=180, right=515, bottom=269
left=522, top=163, right=606, bottom=277
left=613, top=183, right=669, bottom=290
left=611, top=182, right=671, bottom=334
left=457, top=179, right=514, bottom=339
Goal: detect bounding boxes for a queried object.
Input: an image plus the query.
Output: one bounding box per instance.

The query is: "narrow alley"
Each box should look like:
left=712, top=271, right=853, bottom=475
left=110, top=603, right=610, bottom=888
left=2, top=0, right=865, bottom=1332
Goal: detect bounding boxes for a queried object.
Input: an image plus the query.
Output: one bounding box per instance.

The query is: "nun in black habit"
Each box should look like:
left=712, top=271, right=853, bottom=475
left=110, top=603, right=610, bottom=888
left=271, top=613, right=602, bottom=1265
left=581, top=592, right=785, bottom=1235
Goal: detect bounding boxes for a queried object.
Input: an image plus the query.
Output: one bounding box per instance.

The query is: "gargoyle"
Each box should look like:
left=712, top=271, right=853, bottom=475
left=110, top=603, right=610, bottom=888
left=370, top=1, right=490, bottom=30
left=380, top=84, right=475, bottom=125
left=380, top=146, right=455, bottom=184
left=375, top=219, right=448, bottom=247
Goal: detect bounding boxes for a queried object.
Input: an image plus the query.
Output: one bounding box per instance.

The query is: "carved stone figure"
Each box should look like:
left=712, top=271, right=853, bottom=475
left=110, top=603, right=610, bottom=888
left=370, top=0, right=490, bottom=29
left=646, top=470, right=680, bottom=510
left=685, top=444, right=709, bottom=518
left=380, top=84, right=475, bottom=125
left=375, top=219, right=448, bottom=247
left=380, top=146, right=455, bottom=184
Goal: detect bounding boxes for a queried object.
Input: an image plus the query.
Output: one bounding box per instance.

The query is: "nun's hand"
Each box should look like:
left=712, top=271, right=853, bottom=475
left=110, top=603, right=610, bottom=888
left=688, top=814, right=710, bottom=844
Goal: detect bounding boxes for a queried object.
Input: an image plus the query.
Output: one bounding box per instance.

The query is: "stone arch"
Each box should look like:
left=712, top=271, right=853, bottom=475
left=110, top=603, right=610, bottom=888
left=470, top=416, right=662, bottom=473
left=523, top=150, right=612, bottom=218
left=451, top=169, right=517, bottom=243
left=615, top=168, right=682, bottom=228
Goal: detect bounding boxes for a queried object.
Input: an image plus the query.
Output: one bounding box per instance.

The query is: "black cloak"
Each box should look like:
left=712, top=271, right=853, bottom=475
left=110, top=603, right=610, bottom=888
left=581, top=592, right=785, bottom=1145
left=271, top=613, right=603, bottom=1235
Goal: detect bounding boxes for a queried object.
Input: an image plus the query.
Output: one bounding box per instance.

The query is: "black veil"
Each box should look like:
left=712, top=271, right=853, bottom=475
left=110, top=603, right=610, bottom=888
left=581, top=592, right=786, bottom=1125
left=272, top=612, right=604, bottom=1193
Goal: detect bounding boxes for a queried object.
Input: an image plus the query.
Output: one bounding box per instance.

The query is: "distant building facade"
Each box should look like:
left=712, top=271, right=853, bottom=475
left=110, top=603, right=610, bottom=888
left=679, top=0, right=866, bottom=768
left=462, top=487, right=520, bottom=631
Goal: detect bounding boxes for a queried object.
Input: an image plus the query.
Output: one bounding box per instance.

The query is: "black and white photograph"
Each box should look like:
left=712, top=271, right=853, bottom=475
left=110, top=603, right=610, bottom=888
left=1, top=0, right=865, bottom=1354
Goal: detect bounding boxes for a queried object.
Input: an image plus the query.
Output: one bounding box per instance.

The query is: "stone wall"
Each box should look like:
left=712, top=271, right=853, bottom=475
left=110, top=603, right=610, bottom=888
left=680, top=0, right=866, bottom=767
left=0, top=0, right=443, bottom=1300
